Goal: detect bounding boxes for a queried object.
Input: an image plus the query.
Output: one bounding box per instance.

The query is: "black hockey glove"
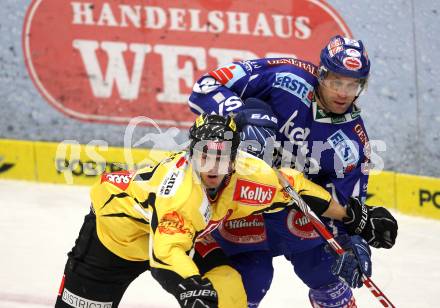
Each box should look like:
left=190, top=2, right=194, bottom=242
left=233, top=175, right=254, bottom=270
left=343, top=197, right=398, bottom=249
left=176, top=275, right=218, bottom=308
left=234, top=97, right=278, bottom=161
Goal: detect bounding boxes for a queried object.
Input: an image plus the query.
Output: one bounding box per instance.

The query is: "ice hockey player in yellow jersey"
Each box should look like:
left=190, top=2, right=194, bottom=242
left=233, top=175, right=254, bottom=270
left=55, top=114, right=346, bottom=308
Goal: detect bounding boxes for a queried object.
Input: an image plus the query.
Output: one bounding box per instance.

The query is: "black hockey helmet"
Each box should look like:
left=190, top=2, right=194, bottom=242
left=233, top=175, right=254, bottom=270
left=189, top=113, right=240, bottom=161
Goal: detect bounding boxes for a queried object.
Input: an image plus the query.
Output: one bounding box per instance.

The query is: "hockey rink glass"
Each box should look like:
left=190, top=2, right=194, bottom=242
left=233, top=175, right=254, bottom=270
left=319, top=77, right=365, bottom=97
left=192, top=147, right=233, bottom=175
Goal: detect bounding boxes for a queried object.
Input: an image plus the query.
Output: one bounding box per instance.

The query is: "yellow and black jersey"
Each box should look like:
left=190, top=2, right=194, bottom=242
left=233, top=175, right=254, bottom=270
left=224, top=151, right=331, bottom=220
left=91, top=151, right=211, bottom=278
left=90, top=150, right=331, bottom=279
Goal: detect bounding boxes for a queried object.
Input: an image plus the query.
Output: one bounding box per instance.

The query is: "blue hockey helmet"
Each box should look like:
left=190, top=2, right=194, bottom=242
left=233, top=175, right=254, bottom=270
left=319, top=35, right=370, bottom=80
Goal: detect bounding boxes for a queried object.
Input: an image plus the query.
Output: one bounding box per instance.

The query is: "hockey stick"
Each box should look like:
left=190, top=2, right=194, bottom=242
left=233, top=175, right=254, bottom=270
left=274, top=169, right=396, bottom=308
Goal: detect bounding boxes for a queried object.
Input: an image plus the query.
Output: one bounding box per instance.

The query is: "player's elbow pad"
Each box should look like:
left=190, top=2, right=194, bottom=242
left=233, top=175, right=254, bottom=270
left=301, top=195, right=331, bottom=216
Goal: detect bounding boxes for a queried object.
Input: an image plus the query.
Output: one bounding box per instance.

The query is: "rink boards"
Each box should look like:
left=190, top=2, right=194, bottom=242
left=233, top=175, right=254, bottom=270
left=1, top=138, right=440, bottom=220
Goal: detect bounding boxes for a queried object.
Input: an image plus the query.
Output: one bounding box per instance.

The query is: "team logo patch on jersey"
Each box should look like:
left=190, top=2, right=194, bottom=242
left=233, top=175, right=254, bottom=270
left=101, top=171, right=134, bottom=191
left=273, top=72, right=313, bottom=107
left=158, top=169, right=184, bottom=197
left=218, top=213, right=266, bottom=244
left=158, top=211, right=192, bottom=236
left=233, top=179, right=276, bottom=205
left=209, top=64, right=246, bottom=88
left=287, top=208, right=319, bottom=239
left=327, top=130, right=359, bottom=168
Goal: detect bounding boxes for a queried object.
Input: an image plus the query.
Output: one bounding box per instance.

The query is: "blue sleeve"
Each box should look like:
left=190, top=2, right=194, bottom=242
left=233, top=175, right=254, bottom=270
left=188, top=59, right=270, bottom=115
left=326, top=166, right=369, bottom=206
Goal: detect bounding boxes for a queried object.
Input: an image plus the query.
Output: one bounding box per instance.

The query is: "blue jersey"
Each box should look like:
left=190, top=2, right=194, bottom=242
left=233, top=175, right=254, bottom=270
left=189, top=58, right=371, bottom=206
left=189, top=58, right=371, bottom=256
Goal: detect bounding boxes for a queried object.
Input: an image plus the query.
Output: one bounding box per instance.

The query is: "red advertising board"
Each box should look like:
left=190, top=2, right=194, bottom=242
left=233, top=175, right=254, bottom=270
left=23, top=0, right=351, bottom=127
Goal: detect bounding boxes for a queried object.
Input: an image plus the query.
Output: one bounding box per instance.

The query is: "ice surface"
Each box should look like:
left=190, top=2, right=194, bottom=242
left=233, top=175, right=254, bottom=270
left=1, top=180, right=439, bottom=307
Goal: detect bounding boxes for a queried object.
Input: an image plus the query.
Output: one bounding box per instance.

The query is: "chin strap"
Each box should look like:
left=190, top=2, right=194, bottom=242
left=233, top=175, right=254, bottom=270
left=206, top=171, right=233, bottom=202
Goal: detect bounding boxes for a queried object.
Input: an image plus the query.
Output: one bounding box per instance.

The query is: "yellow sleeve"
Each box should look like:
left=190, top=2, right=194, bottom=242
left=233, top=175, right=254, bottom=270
left=90, top=174, right=151, bottom=261
left=228, top=167, right=332, bottom=219
left=151, top=209, right=199, bottom=278
left=149, top=162, right=211, bottom=279
left=277, top=168, right=332, bottom=216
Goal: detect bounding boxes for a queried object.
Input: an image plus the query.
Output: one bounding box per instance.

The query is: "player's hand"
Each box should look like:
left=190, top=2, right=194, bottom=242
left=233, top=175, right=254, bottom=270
left=330, top=235, right=372, bottom=288
left=234, top=98, right=278, bottom=160
left=177, top=276, right=218, bottom=308
left=343, top=197, right=398, bottom=248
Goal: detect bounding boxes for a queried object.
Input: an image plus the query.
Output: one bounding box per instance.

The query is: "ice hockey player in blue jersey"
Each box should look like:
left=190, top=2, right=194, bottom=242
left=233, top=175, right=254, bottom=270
left=188, top=35, right=398, bottom=307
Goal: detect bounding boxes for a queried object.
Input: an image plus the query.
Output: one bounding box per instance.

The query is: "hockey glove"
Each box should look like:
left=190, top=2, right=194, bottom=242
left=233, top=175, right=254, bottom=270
left=177, top=275, right=218, bottom=308
left=234, top=97, right=278, bottom=160
left=330, top=235, right=372, bottom=288
left=343, top=197, right=398, bottom=249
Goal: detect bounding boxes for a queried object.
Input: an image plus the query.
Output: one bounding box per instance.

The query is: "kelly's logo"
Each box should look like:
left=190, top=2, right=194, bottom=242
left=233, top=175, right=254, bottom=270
left=23, top=0, right=351, bottom=126
left=233, top=179, right=276, bottom=205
